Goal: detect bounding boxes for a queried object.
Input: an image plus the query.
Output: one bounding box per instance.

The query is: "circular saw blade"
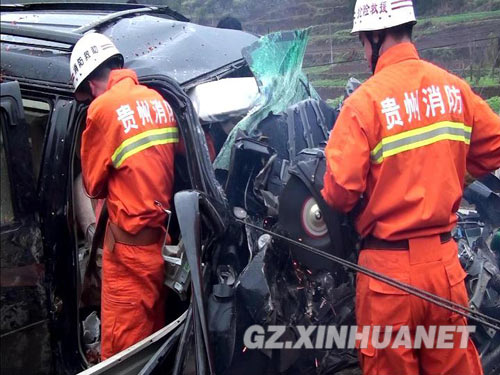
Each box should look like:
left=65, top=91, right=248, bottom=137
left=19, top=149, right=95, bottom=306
left=278, top=174, right=333, bottom=269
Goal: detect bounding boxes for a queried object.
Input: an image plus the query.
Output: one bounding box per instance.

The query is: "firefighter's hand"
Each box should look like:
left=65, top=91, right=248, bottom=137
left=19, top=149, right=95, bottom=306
left=464, top=171, right=475, bottom=186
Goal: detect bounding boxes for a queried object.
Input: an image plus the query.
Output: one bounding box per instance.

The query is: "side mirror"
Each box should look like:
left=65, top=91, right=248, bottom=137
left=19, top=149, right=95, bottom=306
left=188, top=77, right=259, bottom=123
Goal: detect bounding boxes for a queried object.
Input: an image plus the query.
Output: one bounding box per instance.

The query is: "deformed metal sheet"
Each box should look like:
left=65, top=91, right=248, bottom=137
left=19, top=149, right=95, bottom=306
left=1, top=12, right=257, bottom=88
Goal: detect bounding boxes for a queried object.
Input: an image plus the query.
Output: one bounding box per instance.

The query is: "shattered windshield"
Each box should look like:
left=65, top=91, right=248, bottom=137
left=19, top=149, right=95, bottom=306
left=214, top=29, right=319, bottom=170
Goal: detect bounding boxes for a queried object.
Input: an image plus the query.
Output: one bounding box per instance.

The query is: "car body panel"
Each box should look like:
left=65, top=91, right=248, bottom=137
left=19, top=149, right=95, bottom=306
left=1, top=10, right=257, bottom=89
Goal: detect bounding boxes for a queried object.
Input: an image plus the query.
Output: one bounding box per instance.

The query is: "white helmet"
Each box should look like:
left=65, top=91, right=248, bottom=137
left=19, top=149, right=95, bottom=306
left=70, top=32, right=123, bottom=95
left=351, top=0, right=416, bottom=33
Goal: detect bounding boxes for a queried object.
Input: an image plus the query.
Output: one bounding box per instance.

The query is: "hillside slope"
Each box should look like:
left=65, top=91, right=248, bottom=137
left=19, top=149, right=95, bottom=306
left=180, top=0, right=500, bottom=105
left=5, top=0, right=498, bottom=107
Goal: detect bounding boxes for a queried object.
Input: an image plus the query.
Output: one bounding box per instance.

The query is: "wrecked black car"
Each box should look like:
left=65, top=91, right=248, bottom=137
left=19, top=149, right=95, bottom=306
left=1, top=3, right=499, bottom=375
left=1, top=2, right=257, bottom=373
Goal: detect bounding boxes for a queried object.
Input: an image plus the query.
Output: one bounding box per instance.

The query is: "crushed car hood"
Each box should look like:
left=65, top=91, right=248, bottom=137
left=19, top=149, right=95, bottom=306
left=1, top=12, right=258, bottom=88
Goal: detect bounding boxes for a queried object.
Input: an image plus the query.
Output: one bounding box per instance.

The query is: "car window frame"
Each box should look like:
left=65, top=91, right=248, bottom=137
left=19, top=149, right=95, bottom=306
left=0, top=113, right=18, bottom=229
left=21, top=95, right=53, bottom=185
left=0, top=82, right=38, bottom=230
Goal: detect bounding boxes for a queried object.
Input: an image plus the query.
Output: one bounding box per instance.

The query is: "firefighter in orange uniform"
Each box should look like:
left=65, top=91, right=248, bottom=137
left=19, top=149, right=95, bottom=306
left=70, top=33, right=178, bottom=360
left=321, top=1, right=500, bottom=374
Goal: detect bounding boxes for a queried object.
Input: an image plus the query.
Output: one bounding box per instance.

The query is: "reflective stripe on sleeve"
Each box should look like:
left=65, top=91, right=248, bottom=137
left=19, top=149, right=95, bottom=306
left=370, top=121, right=471, bottom=164
left=111, top=127, right=179, bottom=168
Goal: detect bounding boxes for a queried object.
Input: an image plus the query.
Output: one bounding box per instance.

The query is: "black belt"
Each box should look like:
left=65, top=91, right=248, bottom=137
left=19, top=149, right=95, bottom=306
left=362, top=232, right=452, bottom=250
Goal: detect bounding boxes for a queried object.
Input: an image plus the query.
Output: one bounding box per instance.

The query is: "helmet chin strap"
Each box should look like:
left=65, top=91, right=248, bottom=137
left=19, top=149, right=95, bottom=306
left=366, top=31, right=386, bottom=74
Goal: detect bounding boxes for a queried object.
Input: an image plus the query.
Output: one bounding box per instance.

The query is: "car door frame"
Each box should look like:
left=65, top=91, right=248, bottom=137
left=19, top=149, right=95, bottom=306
left=2, top=78, right=87, bottom=374
left=2, top=71, right=231, bottom=375
left=36, top=91, right=87, bottom=374
left=0, top=80, right=53, bottom=374
left=144, top=75, right=227, bottom=203
left=143, top=75, right=231, bottom=373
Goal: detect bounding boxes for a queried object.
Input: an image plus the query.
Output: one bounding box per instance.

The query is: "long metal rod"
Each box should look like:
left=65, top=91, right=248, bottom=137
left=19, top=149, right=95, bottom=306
left=0, top=319, right=49, bottom=338
left=236, top=219, right=500, bottom=331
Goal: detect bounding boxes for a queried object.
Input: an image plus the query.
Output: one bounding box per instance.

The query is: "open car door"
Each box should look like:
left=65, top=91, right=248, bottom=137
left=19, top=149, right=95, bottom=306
left=0, top=81, right=53, bottom=374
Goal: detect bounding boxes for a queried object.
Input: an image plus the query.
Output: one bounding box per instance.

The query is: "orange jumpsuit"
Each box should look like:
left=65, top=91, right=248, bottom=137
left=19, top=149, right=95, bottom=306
left=322, top=43, right=500, bottom=374
left=81, top=69, right=178, bottom=360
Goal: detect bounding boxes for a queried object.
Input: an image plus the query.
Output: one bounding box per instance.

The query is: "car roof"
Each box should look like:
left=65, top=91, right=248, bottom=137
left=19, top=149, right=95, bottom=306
left=1, top=3, right=258, bottom=92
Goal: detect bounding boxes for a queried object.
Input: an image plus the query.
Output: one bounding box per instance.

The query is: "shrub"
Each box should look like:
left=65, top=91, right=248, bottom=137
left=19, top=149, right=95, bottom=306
left=487, top=96, right=500, bottom=114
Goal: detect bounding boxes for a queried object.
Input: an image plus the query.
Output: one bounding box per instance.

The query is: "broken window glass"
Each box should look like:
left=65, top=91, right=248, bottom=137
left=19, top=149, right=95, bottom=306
left=214, top=29, right=319, bottom=170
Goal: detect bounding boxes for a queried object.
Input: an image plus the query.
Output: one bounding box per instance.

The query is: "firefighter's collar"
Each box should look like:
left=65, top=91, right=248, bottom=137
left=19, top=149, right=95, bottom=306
left=375, top=42, right=420, bottom=74
left=106, top=69, right=139, bottom=90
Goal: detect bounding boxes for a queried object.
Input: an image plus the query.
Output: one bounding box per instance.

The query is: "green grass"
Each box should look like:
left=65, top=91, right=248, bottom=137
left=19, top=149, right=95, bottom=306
left=420, top=10, right=500, bottom=25
left=310, top=29, right=351, bottom=44
left=311, top=78, right=347, bottom=87
left=330, top=29, right=352, bottom=43
left=309, top=10, right=500, bottom=44
left=326, top=95, right=344, bottom=108
left=487, top=96, right=500, bottom=114
left=419, top=47, right=455, bottom=60
left=466, top=75, right=500, bottom=87
left=412, top=10, right=500, bottom=37
left=303, top=65, right=331, bottom=74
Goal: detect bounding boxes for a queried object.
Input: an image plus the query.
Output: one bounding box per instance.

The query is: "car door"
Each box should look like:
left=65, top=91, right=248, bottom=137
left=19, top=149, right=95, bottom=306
left=0, top=81, right=53, bottom=375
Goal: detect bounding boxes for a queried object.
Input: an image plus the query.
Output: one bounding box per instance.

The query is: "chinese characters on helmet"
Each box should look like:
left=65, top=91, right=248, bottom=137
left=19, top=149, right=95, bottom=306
left=356, top=1, right=388, bottom=20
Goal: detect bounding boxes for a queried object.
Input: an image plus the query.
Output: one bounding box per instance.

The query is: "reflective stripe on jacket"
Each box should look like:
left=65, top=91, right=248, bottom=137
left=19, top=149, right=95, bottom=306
left=321, top=43, right=500, bottom=240
left=81, top=69, right=178, bottom=234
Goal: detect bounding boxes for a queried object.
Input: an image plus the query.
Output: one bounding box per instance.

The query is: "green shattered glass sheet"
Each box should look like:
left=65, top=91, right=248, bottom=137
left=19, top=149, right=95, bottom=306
left=213, top=28, right=319, bottom=170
